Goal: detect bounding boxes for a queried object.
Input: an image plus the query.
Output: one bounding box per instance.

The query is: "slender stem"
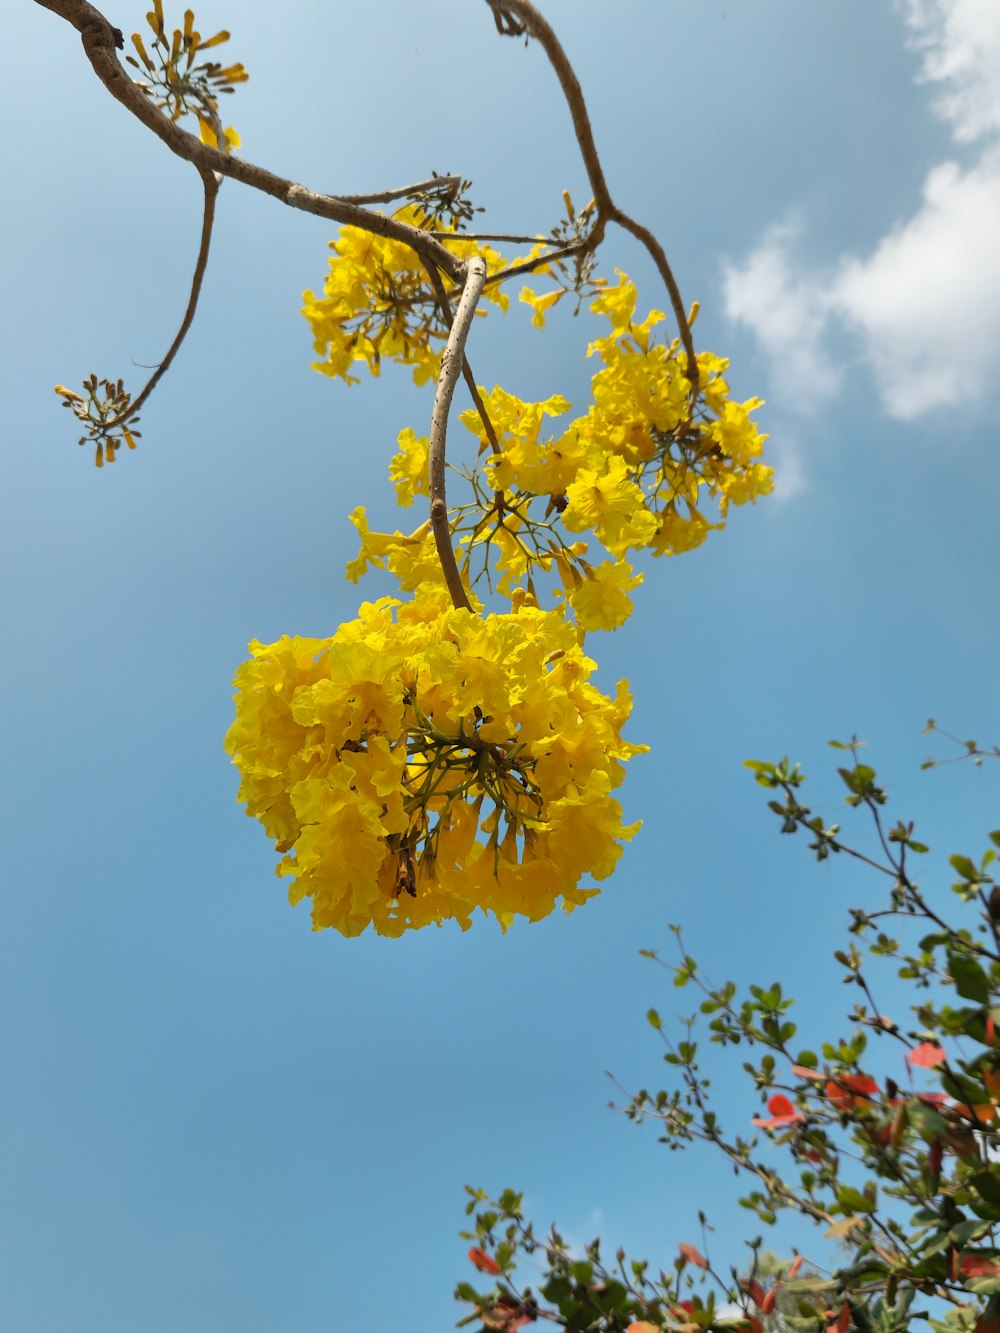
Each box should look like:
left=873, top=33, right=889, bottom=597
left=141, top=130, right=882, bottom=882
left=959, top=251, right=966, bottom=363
left=484, top=240, right=586, bottom=286
left=485, top=0, right=614, bottom=216
left=428, top=258, right=487, bottom=612
left=108, top=166, right=218, bottom=427
left=483, top=0, right=697, bottom=386
left=611, top=208, right=699, bottom=394
left=428, top=230, right=550, bottom=244
left=337, top=175, right=463, bottom=206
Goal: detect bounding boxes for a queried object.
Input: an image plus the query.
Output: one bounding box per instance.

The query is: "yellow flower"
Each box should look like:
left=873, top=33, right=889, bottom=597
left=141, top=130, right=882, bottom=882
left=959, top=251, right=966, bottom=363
left=225, top=589, right=645, bottom=936
left=388, top=427, right=430, bottom=507
left=519, top=285, right=566, bottom=329
left=563, top=456, right=658, bottom=557
left=565, top=559, right=643, bottom=632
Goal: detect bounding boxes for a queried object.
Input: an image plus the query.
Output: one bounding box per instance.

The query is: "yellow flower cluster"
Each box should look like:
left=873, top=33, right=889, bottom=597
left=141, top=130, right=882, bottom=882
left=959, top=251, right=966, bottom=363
left=225, top=586, right=644, bottom=937
left=232, top=220, right=773, bottom=935
left=126, top=0, right=245, bottom=148
left=301, top=206, right=516, bottom=386
left=344, top=276, right=771, bottom=634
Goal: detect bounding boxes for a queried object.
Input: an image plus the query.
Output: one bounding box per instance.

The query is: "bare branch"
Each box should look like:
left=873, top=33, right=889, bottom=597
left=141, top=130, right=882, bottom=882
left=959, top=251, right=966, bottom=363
left=109, top=166, right=219, bottom=427
left=484, top=0, right=699, bottom=390
left=485, top=0, right=614, bottom=218
left=338, top=175, right=463, bottom=206
left=611, top=208, right=700, bottom=394
left=428, top=259, right=488, bottom=612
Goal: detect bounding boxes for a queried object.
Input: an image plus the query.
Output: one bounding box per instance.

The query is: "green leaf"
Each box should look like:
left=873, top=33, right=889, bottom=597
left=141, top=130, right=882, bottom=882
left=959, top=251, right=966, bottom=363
left=949, top=1217, right=993, bottom=1246
left=971, top=1171, right=1000, bottom=1207
left=836, top=1185, right=876, bottom=1213
left=795, top=1050, right=819, bottom=1068
left=647, top=1008, right=662, bottom=1030
left=949, top=853, right=981, bottom=881
left=947, top=949, right=991, bottom=1004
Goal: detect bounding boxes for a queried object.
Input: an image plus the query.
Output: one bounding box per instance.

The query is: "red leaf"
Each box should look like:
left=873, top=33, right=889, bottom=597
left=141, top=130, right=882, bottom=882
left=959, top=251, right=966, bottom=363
left=907, top=1042, right=946, bottom=1068
left=836, top=1302, right=852, bottom=1333
left=752, top=1094, right=804, bottom=1128
left=788, top=1254, right=803, bottom=1279
left=469, top=1246, right=502, bottom=1275
left=960, top=1253, right=1000, bottom=1277
left=679, top=1242, right=708, bottom=1269
left=825, top=1074, right=878, bottom=1111
left=987, top=1013, right=995, bottom=1046
left=741, top=1279, right=766, bottom=1309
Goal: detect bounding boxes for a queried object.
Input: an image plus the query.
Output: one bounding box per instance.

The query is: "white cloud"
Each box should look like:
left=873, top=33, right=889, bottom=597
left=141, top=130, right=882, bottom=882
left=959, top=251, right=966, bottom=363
left=832, top=149, right=1000, bottom=419
left=722, top=224, right=840, bottom=408
left=900, top=0, right=1000, bottom=142
left=768, top=433, right=807, bottom=503
left=722, top=2, right=1000, bottom=429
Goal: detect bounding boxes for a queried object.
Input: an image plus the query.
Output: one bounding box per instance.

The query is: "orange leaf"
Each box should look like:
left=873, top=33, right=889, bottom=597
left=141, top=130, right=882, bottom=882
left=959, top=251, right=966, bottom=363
left=825, top=1074, right=878, bottom=1111
left=679, top=1242, right=708, bottom=1269
left=626, top=1324, right=660, bottom=1333
left=469, top=1246, right=501, bottom=1275
left=954, top=1103, right=998, bottom=1125
left=761, top=1284, right=780, bottom=1315
left=907, top=1042, right=946, bottom=1068
left=788, top=1254, right=804, bottom=1279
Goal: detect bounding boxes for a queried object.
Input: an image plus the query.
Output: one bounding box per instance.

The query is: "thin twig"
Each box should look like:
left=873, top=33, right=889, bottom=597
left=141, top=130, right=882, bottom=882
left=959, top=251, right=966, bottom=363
left=485, top=0, right=614, bottom=216
left=483, top=0, right=699, bottom=387
left=483, top=240, right=585, bottom=287
left=337, top=175, right=462, bottom=206
left=428, top=230, right=551, bottom=244
left=108, top=165, right=219, bottom=427
left=428, top=258, right=487, bottom=612
left=611, top=208, right=700, bottom=394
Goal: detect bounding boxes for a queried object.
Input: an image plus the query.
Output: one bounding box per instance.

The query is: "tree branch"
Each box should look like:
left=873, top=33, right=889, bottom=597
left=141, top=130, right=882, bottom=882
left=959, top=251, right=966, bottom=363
left=484, top=0, right=614, bottom=218
left=338, top=175, right=463, bottom=207
left=610, top=208, right=700, bottom=394
left=32, top=0, right=467, bottom=283
left=110, top=166, right=219, bottom=426
left=483, top=0, right=699, bottom=391
left=428, top=258, right=487, bottom=612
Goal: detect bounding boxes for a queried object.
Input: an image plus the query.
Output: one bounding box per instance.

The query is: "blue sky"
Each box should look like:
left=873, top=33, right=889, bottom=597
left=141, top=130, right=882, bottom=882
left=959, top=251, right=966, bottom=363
left=2, top=2, right=998, bottom=1330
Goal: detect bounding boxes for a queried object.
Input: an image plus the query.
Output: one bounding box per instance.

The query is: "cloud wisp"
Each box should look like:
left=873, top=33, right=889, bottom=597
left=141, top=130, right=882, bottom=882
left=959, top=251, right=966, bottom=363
left=722, top=0, right=1000, bottom=428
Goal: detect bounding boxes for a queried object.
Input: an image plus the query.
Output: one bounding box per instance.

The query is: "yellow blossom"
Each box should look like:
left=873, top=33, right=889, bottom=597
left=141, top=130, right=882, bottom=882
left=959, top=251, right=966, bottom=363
left=225, top=588, right=645, bottom=936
